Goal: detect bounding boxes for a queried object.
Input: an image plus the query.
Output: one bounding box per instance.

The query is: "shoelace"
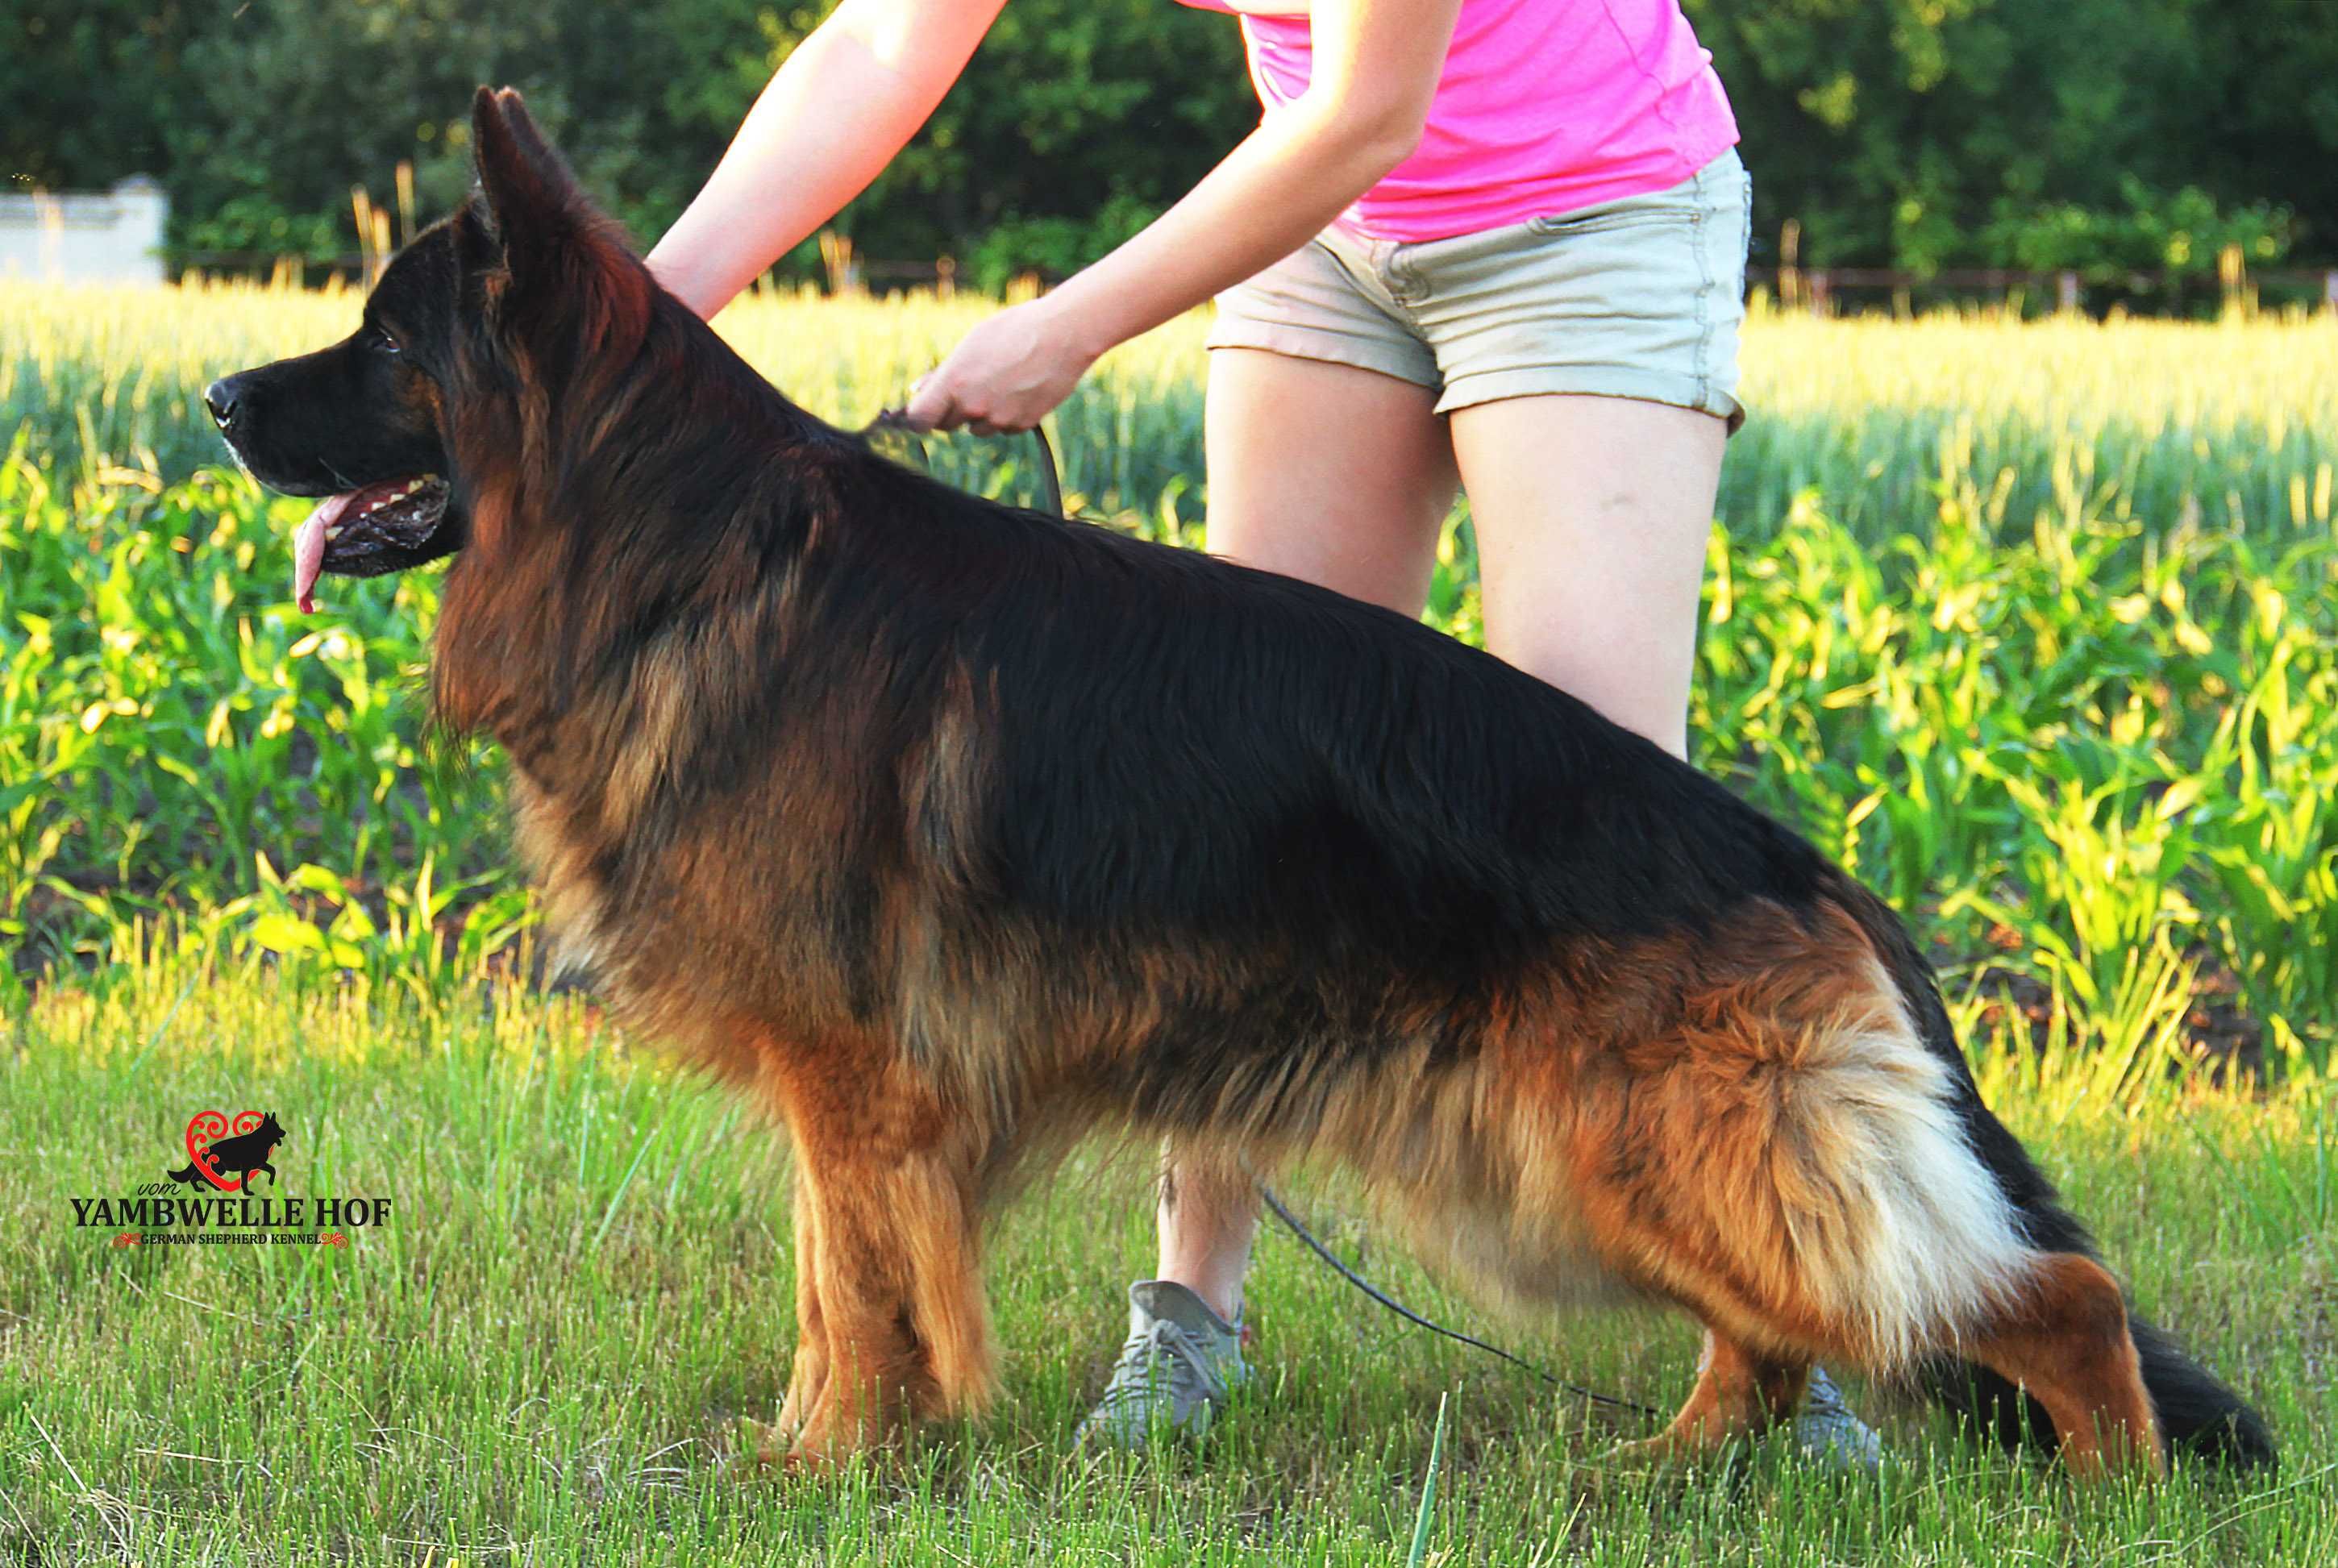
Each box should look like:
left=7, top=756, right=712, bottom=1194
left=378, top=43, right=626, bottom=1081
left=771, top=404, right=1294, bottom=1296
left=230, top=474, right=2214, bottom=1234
left=1803, top=1370, right=1852, bottom=1420
left=1092, top=1318, right=1226, bottom=1414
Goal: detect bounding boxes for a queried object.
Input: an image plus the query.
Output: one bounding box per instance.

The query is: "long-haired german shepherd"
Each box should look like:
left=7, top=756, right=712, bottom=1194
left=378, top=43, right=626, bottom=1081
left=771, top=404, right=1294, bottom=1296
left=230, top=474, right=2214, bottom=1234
left=205, top=88, right=2271, bottom=1477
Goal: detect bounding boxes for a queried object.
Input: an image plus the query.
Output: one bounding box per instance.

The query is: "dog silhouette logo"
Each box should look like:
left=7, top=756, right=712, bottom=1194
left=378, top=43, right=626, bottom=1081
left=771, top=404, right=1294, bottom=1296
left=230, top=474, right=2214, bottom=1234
left=166, top=1111, right=285, bottom=1193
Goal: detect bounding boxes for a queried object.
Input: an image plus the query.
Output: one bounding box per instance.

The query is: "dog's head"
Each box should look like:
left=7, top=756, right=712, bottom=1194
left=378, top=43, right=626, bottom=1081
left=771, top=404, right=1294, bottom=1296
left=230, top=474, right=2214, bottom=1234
left=206, top=87, right=651, bottom=611
left=256, top=1113, right=285, bottom=1144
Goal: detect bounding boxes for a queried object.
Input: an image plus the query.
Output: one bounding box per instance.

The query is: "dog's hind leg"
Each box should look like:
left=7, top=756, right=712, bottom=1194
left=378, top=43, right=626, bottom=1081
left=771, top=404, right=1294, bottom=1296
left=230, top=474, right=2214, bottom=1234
left=1961, top=1253, right=2162, bottom=1479
left=1537, top=905, right=2050, bottom=1460
left=1614, top=1328, right=1810, bottom=1462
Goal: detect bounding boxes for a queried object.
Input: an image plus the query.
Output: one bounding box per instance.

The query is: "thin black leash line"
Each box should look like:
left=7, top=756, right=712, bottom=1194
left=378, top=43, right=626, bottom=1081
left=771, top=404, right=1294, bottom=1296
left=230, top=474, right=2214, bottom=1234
left=1257, top=1185, right=1658, bottom=1418
left=864, top=401, right=1653, bottom=1420
left=863, top=407, right=1063, bottom=519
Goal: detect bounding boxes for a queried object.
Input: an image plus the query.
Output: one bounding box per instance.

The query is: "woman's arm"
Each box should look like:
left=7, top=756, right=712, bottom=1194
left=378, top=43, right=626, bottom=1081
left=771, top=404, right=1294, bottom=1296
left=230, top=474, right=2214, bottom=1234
left=905, top=0, right=1462, bottom=432
left=646, top=0, right=1009, bottom=319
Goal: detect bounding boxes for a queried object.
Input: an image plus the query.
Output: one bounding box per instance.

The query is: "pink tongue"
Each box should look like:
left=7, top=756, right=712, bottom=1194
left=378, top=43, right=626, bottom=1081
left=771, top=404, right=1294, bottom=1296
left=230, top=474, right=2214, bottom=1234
left=293, top=493, right=354, bottom=613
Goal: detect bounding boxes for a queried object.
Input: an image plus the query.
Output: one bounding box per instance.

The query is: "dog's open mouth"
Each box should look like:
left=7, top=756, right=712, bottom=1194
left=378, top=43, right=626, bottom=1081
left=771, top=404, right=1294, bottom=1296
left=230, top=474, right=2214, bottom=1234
left=292, top=475, right=451, bottom=611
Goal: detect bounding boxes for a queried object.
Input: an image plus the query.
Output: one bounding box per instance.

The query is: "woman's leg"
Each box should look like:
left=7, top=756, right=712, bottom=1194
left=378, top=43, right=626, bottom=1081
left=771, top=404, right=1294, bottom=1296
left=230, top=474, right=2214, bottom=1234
left=1162, top=385, right=1720, bottom=1334
left=1167, top=388, right=1712, bottom=1318
left=1446, top=393, right=1724, bottom=755
left=1165, top=347, right=1459, bottom=1321
left=1200, top=348, right=1458, bottom=617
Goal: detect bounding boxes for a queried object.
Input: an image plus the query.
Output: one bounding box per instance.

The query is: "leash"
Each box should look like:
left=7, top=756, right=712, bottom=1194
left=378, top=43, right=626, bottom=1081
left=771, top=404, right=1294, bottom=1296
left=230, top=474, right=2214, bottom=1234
left=864, top=400, right=1651, bottom=1420
left=863, top=407, right=1064, bottom=519
left=1256, top=1184, right=1658, bottom=1418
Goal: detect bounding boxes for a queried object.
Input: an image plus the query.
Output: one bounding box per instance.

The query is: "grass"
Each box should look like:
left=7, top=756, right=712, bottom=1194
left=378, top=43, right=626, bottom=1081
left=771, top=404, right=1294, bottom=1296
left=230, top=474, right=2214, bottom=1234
left=2, top=280, right=2336, bottom=1558
left=2, top=953, right=2332, bottom=1565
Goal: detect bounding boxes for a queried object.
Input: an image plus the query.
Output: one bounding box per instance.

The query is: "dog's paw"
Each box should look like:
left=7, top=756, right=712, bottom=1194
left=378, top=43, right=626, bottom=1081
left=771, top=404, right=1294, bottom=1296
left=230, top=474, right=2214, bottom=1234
left=1604, top=1432, right=1686, bottom=1467
left=714, top=1416, right=789, bottom=1479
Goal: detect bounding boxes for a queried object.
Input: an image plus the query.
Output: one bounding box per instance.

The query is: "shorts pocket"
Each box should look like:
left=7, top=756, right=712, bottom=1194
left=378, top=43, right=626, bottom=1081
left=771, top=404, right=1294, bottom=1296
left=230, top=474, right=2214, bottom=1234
left=1529, top=151, right=1749, bottom=238
left=1525, top=202, right=1696, bottom=239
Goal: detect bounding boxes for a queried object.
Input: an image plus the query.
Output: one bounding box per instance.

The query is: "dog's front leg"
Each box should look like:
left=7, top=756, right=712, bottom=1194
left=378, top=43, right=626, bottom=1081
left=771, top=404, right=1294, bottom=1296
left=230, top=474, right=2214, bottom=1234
left=769, top=1052, right=998, bottom=1466
left=773, top=1171, right=830, bottom=1439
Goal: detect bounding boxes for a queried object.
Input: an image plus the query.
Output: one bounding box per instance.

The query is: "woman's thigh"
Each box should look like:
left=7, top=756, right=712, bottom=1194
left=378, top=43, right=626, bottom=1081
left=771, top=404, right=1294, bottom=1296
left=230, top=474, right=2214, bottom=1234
left=1448, top=393, right=1725, bottom=758
left=1204, top=347, right=1458, bottom=618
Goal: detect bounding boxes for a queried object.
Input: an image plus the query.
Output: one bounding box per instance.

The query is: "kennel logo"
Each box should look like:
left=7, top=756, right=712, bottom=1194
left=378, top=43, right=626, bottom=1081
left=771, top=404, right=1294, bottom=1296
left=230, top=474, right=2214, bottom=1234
left=67, top=1108, right=394, bottom=1246
left=169, top=1108, right=285, bottom=1192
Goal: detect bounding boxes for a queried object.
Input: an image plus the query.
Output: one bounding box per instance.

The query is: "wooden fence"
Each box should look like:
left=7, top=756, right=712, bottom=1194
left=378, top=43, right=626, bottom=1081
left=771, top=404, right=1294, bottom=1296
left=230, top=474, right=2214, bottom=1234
left=176, top=211, right=2338, bottom=318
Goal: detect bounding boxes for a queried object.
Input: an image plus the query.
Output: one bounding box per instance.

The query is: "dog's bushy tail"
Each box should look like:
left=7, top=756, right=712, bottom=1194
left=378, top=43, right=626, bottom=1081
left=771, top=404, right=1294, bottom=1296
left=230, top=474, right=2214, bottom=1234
left=167, top=1161, right=202, bottom=1184
left=1833, top=876, right=2277, bottom=1472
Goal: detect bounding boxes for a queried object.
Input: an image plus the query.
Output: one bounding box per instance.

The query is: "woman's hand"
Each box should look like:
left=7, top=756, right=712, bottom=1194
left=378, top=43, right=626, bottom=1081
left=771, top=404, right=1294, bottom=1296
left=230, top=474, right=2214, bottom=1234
left=902, top=296, right=1100, bottom=435
left=905, top=0, right=1456, bottom=429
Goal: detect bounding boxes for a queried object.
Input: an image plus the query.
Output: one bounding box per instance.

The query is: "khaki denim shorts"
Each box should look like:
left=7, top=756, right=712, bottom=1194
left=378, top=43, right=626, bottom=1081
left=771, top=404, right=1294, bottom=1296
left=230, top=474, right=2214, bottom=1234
left=1207, top=148, right=1753, bottom=431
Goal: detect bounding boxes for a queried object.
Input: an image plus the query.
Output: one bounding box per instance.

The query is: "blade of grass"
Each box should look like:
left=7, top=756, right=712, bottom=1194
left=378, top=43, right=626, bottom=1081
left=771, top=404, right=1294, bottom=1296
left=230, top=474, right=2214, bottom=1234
left=1406, top=1391, right=1450, bottom=1568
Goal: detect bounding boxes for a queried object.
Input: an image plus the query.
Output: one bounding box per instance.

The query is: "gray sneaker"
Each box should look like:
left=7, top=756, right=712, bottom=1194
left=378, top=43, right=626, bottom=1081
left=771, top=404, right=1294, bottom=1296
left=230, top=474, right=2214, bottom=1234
left=1794, top=1366, right=1886, bottom=1472
left=1076, top=1280, right=1250, bottom=1446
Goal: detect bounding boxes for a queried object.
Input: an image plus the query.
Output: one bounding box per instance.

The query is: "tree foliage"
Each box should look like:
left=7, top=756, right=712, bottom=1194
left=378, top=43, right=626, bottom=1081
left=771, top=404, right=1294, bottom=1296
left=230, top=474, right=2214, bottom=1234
left=7, top=0, right=2332, bottom=282
left=1685, top=0, right=2332, bottom=275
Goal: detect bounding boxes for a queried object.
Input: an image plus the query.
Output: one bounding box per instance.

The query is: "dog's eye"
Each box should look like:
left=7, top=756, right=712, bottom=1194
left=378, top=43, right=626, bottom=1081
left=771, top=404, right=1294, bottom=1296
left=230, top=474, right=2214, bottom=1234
left=369, top=326, right=402, bottom=356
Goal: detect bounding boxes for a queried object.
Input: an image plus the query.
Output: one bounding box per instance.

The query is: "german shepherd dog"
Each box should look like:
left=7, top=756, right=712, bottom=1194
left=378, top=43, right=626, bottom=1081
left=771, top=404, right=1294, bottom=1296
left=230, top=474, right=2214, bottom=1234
left=206, top=88, right=2271, bottom=1477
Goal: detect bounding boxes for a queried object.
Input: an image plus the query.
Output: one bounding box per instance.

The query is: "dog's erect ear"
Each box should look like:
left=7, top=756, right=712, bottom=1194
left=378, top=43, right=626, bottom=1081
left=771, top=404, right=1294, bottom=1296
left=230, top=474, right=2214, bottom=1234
left=464, top=85, right=651, bottom=364
left=471, top=86, right=581, bottom=281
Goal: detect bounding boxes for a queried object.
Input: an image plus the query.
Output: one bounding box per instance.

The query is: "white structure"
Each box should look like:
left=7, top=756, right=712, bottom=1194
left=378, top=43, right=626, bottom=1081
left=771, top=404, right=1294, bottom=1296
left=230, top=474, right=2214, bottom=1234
left=0, top=177, right=169, bottom=285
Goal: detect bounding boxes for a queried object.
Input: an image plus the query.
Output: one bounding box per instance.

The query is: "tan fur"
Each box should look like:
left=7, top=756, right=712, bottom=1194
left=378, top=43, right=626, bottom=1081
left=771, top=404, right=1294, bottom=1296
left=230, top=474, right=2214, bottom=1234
left=1962, top=1254, right=2163, bottom=1479
left=601, top=639, right=697, bottom=833
left=1616, top=1329, right=1811, bottom=1461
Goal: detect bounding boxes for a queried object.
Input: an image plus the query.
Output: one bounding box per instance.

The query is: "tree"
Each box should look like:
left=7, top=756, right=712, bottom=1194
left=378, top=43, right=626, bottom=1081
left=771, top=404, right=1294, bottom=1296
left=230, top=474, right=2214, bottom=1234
left=1683, top=0, right=2321, bottom=276
left=96, top=0, right=1250, bottom=279
left=10, top=0, right=2335, bottom=285
left=2, top=2, right=204, bottom=193
left=159, top=0, right=779, bottom=258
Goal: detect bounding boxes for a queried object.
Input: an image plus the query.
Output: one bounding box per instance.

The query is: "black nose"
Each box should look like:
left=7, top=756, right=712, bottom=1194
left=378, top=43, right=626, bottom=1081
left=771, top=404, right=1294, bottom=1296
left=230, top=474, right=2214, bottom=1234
left=203, top=378, right=241, bottom=430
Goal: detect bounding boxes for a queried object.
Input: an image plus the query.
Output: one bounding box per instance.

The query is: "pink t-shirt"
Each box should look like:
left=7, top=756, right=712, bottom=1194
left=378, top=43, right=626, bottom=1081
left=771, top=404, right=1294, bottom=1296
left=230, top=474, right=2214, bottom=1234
left=1175, top=0, right=1738, bottom=243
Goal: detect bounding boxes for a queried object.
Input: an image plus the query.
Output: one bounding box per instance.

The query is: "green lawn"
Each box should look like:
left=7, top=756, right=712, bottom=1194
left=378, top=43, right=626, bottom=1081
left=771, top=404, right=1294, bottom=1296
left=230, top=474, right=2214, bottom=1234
left=2, top=955, right=2330, bottom=1564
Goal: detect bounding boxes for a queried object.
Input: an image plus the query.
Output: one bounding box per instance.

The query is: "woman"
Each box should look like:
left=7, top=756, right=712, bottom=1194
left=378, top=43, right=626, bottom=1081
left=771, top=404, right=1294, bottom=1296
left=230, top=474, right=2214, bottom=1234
left=647, top=0, right=1878, bottom=1464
